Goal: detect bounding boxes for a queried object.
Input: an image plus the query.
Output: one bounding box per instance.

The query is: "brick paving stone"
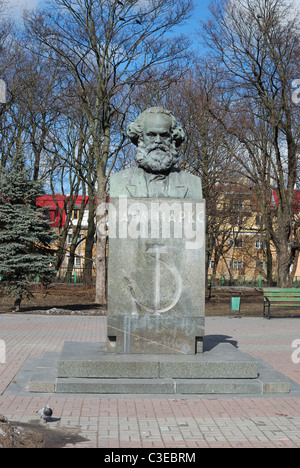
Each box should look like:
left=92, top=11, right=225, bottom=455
left=1, top=315, right=300, bottom=447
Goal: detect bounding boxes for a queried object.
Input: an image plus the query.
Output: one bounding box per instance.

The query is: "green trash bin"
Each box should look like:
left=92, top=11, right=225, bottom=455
left=229, top=293, right=241, bottom=318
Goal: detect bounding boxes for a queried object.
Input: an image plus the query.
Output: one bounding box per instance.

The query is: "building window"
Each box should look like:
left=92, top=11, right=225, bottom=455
left=229, top=237, right=243, bottom=249
left=229, top=260, right=243, bottom=270
left=230, top=199, right=244, bottom=212
left=72, top=209, right=79, bottom=220
left=75, top=256, right=82, bottom=268
left=256, top=261, right=265, bottom=271
left=255, top=239, right=262, bottom=249
left=235, top=238, right=243, bottom=249
left=256, top=215, right=263, bottom=226
left=67, top=233, right=82, bottom=246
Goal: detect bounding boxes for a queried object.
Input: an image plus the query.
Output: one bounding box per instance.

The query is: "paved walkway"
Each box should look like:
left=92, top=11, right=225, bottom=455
left=0, top=314, right=300, bottom=448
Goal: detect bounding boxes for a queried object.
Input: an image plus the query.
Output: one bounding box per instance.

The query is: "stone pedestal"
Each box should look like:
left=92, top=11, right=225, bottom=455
left=26, top=341, right=292, bottom=395
left=106, top=197, right=205, bottom=355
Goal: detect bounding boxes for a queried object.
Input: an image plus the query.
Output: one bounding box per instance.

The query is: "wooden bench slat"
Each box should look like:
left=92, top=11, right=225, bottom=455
left=263, top=297, right=300, bottom=300
left=266, top=297, right=300, bottom=301
left=263, top=290, right=300, bottom=293
left=262, top=288, right=300, bottom=319
left=272, top=302, right=300, bottom=307
left=263, top=288, right=299, bottom=291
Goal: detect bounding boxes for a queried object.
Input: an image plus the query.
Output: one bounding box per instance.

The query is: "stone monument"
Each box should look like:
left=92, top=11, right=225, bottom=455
left=26, top=108, right=292, bottom=395
left=106, top=107, right=205, bottom=355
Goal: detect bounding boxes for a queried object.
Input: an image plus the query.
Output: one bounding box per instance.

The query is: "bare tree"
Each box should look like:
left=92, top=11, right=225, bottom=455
left=200, top=0, right=300, bottom=286
left=25, top=0, right=194, bottom=303
left=160, top=65, right=241, bottom=283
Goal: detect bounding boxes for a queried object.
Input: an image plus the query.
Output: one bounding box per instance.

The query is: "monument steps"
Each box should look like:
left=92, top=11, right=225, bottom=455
left=56, top=342, right=259, bottom=380
left=26, top=342, right=292, bottom=395
left=55, top=377, right=264, bottom=395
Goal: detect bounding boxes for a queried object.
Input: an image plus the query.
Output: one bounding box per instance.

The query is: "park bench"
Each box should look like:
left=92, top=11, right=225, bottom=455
left=263, top=288, right=300, bottom=319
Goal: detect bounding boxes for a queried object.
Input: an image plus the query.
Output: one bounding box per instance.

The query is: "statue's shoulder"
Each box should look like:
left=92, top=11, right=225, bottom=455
left=110, top=167, right=141, bottom=197
left=177, top=170, right=203, bottom=198
left=178, top=170, right=201, bottom=182
left=111, top=167, right=135, bottom=181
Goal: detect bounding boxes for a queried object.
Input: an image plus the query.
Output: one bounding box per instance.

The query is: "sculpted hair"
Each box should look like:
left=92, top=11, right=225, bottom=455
left=127, top=107, right=185, bottom=148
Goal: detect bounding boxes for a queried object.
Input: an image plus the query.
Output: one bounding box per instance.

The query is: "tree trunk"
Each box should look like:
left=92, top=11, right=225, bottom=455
left=84, top=191, right=96, bottom=289
left=266, top=239, right=273, bottom=287
left=95, top=235, right=107, bottom=304
left=13, top=295, right=22, bottom=312
left=290, top=248, right=299, bottom=286
left=95, top=159, right=108, bottom=304
left=276, top=244, right=292, bottom=288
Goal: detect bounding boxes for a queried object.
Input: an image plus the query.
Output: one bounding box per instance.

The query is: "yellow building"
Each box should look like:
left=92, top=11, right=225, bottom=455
left=207, top=186, right=272, bottom=286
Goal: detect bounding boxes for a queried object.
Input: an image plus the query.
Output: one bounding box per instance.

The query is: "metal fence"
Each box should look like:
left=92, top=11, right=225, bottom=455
left=53, top=268, right=96, bottom=284
left=1, top=271, right=300, bottom=288
left=0, top=268, right=96, bottom=285
left=208, top=274, right=300, bottom=288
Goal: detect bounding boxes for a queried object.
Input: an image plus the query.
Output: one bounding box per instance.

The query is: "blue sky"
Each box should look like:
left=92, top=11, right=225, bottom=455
left=6, top=0, right=212, bottom=54
left=175, top=1, right=212, bottom=51
left=7, top=0, right=39, bottom=16
left=7, top=0, right=212, bottom=29
left=6, top=0, right=300, bottom=21
left=181, top=0, right=212, bottom=33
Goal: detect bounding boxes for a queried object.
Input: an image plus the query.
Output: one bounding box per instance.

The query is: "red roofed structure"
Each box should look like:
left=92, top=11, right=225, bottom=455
left=35, top=194, right=96, bottom=281
left=36, top=195, right=66, bottom=227
left=36, top=195, right=92, bottom=227
left=271, top=190, right=300, bottom=213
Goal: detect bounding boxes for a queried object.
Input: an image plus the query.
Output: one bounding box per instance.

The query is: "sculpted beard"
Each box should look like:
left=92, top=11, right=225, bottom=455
left=135, top=141, right=179, bottom=174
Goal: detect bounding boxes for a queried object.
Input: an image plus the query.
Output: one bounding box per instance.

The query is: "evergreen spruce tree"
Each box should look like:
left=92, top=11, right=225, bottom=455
left=0, top=151, right=56, bottom=310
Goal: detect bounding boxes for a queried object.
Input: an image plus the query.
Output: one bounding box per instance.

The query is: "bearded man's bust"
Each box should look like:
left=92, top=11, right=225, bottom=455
left=110, top=107, right=203, bottom=199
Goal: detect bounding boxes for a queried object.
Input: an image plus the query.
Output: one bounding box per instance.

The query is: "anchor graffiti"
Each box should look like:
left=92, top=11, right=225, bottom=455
left=125, top=244, right=182, bottom=315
